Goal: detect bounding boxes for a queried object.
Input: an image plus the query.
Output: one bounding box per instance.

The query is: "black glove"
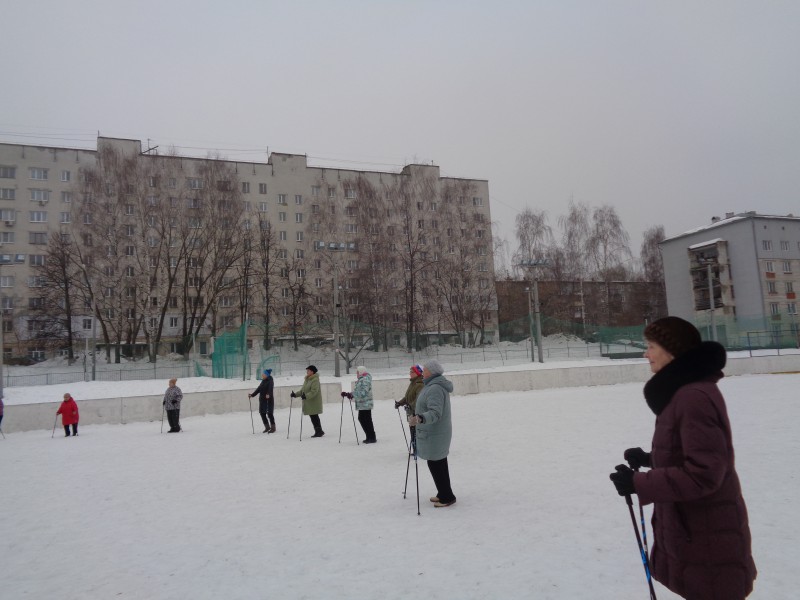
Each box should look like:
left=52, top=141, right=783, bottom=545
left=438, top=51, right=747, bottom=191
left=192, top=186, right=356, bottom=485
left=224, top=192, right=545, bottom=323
left=346, top=392, right=353, bottom=400
left=394, top=400, right=402, bottom=409
left=341, top=392, right=348, bottom=398
left=624, top=447, right=651, bottom=470
left=609, top=464, right=636, bottom=496
left=290, top=391, right=296, bottom=398
left=301, top=393, right=306, bottom=400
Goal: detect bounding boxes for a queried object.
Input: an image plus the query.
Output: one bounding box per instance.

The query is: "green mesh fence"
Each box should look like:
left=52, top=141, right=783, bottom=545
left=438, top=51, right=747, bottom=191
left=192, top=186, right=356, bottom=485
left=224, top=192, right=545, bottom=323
left=212, top=322, right=251, bottom=380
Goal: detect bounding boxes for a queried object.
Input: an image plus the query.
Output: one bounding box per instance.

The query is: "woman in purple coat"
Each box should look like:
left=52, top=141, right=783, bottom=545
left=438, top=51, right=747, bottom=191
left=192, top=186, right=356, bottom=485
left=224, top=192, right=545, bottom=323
left=610, top=317, right=756, bottom=599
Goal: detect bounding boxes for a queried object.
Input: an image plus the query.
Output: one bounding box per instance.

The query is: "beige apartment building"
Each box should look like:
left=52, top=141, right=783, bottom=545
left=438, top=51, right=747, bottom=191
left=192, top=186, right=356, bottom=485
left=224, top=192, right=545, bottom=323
left=0, top=137, right=497, bottom=361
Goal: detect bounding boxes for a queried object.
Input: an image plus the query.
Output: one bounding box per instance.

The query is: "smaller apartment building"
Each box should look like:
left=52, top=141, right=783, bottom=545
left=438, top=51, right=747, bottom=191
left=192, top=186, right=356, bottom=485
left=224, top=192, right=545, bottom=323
left=660, top=212, right=800, bottom=346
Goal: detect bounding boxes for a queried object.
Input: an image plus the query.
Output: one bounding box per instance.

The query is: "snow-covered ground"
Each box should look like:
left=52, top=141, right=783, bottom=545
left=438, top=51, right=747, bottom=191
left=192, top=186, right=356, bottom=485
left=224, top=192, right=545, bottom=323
left=1, top=369, right=793, bottom=599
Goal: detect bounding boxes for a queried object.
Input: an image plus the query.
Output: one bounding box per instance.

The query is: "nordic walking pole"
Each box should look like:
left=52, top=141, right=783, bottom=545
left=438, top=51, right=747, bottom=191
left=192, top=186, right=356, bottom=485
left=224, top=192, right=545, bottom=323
left=413, top=437, right=420, bottom=515
left=51, top=413, right=58, bottom=438
left=403, top=439, right=412, bottom=499
left=625, top=494, right=657, bottom=600
left=248, top=394, right=255, bottom=434
left=347, top=394, right=359, bottom=444
left=339, top=392, right=346, bottom=443
left=160, top=403, right=166, bottom=434
left=299, top=412, right=303, bottom=441
left=396, top=406, right=409, bottom=449
left=287, top=395, right=293, bottom=439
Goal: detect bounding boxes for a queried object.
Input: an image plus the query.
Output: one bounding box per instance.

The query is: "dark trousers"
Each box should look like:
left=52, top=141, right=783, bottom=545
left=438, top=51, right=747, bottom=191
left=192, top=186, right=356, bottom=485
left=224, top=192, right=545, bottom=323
left=357, top=410, right=376, bottom=441
left=166, top=409, right=181, bottom=432
left=64, top=424, right=78, bottom=436
left=309, top=414, right=322, bottom=431
left=259, top=398, right=275, bottom=429
left=427, top=457, right=455, bottom=503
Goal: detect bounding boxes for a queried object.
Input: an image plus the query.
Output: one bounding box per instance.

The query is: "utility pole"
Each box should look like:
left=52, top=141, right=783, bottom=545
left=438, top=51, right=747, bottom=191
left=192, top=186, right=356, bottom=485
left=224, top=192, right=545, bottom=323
left=333, top=269, right=341, bottom=377
left=706, top=262, right=717, bottom=342
left=525, top=286, right=535, bottom=362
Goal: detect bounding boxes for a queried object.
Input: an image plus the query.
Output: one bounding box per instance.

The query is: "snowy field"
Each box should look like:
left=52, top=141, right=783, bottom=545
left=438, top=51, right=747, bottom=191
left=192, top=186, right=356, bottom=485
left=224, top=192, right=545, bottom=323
left=1, top=372, right=794, bottom=599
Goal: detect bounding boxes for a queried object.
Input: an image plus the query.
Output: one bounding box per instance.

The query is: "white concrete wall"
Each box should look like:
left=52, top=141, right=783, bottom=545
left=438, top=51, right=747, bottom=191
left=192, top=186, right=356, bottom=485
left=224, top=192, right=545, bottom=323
left=4, top=354, right=799, bottom=433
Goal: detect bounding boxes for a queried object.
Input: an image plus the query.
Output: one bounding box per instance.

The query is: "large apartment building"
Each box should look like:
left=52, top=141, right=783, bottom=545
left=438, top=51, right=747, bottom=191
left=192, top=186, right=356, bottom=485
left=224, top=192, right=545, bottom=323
left=660, top=211, right=800, bottom=346
left=0, top=136, right=496, bottom=361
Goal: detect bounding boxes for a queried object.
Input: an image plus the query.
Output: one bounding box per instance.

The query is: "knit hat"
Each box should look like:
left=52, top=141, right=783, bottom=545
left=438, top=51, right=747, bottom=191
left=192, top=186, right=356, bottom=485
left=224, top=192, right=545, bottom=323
left=423, top=359, right=444, bottom=376
left=643, top=317, right=702, bottom=358
left=356, top=366, right=368, bottom=376
left=306, top=365, right=318, bottom=374
left=411, top=364, right=424, bottom=377
left=264, top=369, right=272, bottom=377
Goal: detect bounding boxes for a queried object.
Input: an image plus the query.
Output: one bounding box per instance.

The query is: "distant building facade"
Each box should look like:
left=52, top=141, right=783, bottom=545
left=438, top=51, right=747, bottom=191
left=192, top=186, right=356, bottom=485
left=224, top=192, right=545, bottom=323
left=660, top=211, right=800, bottom=347
left=0, top=137, right=496, bottom=361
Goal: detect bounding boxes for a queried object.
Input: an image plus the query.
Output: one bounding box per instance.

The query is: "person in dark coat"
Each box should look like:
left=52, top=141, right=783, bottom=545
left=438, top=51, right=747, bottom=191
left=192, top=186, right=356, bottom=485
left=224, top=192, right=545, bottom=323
left=56, top=393, right=80, bottom=437
left=249, top=369, right=276, bottom=433
left=610, top=316, right=757, bottom=599
left=408, top=359, right=456, bottom=508
left=162, top=378, right=183, bottom=433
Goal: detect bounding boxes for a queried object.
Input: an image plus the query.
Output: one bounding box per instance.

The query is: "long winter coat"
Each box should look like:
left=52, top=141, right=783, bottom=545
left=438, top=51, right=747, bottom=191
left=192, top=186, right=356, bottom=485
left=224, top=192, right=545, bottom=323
left=251, top=376, right=274, bottom=413
left=399, top=376, right=424, bottom=415
left=414, top=374, right=453, bottom=461
left=56, top=397, right=80, bottom=426
left=352, top=372, right=373, bottom=410
left=633, top=342, right=756, bottom=600
left=163, top=386, right=183, bottom=411
left=295, top=373, right=322, bottom=416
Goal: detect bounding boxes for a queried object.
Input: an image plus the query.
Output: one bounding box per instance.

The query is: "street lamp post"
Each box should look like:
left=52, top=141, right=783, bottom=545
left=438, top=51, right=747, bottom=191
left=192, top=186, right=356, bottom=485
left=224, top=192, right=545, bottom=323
left=706, top=262, right=717, bottom=342
left=517, top=259, right=548, bottom=363
left=333, top=269, right=341, bottom=378
left=524, top=286, right=535, bottom=362
left=81, top=264, right=97, bottom=381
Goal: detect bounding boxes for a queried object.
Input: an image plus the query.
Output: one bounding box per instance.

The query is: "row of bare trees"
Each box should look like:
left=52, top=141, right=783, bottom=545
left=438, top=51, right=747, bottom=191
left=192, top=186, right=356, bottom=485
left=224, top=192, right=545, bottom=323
left=27, top=147, right=496, bottom=363
left=504, top=201, right=664, bottom=285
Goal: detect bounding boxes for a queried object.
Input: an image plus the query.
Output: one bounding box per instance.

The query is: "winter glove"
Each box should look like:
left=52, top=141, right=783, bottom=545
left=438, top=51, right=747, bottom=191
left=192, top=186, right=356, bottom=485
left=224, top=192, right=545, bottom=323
left=341, top=392, right=348, bottom=398
left=623, top=447, right=651, bottom=470
left=301, top=393, right=306, bottom=400
left=290, top=391, right=296, bottom=398
left=346, top=392, right=353, bottom=400
left=609, top=464, right=636, bottom=496
left=394, top=400, right=405, bottom=409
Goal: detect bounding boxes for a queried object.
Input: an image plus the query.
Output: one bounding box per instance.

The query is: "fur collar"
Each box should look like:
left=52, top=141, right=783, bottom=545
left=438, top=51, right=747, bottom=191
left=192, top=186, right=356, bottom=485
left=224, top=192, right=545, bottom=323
left=643, top=341, right=727, bottom=415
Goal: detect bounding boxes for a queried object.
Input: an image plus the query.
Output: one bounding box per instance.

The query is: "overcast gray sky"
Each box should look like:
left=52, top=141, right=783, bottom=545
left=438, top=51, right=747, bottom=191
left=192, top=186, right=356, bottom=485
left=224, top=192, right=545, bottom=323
left=4, top=1, right=799, bottom=257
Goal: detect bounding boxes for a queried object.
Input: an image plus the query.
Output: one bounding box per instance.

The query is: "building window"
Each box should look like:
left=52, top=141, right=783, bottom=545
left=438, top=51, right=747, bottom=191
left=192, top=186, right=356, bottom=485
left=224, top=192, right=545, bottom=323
left=296, top=249, right=304, bottom=259
left=278, top=194, right=287, bottom=205
left=295, top=195, right=303, bottom=205
left=169, top=317, right=179, bottom=328
left=767, top=281, right=777, bottom=294
left=787, top=282, right=795, bottom=293
left=30, top=189, right=50, bottom=202
left=780, top=240, right=790, bottom=251
left=296, top=231, right=303, bottom=242
left=765, top=261, right=774, bottom=273
left=279, top=231, right=287, bottom=241
left=241, top=182, right=250, bottom=194
left=784, top=261, right=792, bottom=273
left=0, top=166, right=16, bottom=178
left=0, top=276, right=14, bottom=287
left=770, top=303, right=780, bottom=315
left=762, top=240, right=772, bottom=251
left=788, top=302, right=797, bottom=315
left=1, top=188, right=16, bottom=200
left=473, top=197, right=483, bottom=206
left=311, top=186, right=320, bottom=197
left=29, top=167, right=48, bottom=180
left=29, top=232, right=47, bottom=245
left=279, top=212, right=287, bottom=222
left=295, top=213, right=303, bottom=223
left=187, top=178, right=203, bottom=190
left=60, top=212, right=71, bottom=224
left=60, top=170, right=71, bottom=182
left=259, top=202, right=268, bottom=212
left=259, top=183, right=267, bottom=194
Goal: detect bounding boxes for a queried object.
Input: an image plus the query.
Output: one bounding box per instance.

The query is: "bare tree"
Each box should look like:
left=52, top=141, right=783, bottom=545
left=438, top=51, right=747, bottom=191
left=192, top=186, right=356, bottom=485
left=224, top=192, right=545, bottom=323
left=640, top=225, right=665, bottom=283
left=557, top=200, right=592, bottom=281
left=513, top=208, right=553, bottom=274
left=587, top=204, right=633, bottom=280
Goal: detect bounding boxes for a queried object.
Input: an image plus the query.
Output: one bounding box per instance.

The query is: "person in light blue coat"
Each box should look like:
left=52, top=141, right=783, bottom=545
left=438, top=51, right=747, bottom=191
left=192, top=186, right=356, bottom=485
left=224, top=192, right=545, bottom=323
left=408, top=359, right=456, bottom=507
left=352, top=366, right=376, bottom=443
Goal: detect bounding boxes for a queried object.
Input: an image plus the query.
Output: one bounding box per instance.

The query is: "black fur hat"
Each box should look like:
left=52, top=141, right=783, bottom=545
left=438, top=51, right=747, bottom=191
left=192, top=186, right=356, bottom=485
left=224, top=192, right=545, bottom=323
left=306, top=365, right=318, bottom=374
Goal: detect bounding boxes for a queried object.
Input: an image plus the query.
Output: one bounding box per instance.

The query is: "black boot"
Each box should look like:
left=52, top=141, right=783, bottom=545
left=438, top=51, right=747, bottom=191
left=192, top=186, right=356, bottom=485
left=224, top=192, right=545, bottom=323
left=311, top=427, right=325, bottom=438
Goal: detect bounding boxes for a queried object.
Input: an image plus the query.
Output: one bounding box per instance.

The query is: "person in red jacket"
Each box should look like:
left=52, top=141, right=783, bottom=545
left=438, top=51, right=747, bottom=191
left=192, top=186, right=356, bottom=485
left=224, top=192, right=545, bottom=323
left=610, top=317, right=756, bottom=599
left=56, top=393, right=80, bottom=437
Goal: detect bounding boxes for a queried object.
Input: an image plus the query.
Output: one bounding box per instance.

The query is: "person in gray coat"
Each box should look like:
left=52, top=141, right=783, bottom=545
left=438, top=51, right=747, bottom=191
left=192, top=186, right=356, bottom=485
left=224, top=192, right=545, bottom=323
left=408, top=359, right=456, bottom=507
